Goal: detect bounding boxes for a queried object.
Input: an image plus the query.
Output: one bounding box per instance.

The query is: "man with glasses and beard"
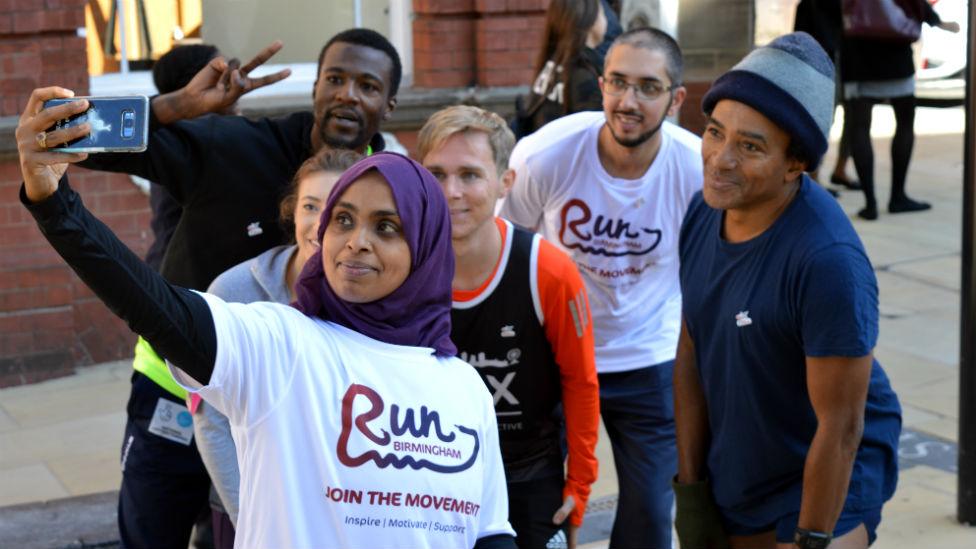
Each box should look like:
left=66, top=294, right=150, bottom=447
left=499, top=27, right=701, bottom=549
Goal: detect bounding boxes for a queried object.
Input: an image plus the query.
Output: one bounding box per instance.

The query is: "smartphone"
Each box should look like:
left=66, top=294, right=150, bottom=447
left=43, top=96, right=149, bottom=153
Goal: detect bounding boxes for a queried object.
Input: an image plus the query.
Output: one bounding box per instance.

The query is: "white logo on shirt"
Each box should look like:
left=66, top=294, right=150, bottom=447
left=500, top=325, right=516, bottom=338
left=460, top=349, right=521, bottom=368
left=247, top=221, right=263, bottom=237
left=735, top=311, right=752, bottom=328
left=546, top=529, right=568, bottom=549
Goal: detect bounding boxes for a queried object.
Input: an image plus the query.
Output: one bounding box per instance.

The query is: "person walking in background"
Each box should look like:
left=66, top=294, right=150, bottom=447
left=673, top=32, right=901, bottom=549
left=512, top=0, right=621, bottom=138
left=841, top=0, right=960, bottom=220
left=501, top=27, right=701, bottom=548
left=793, top=0, right=859, bottom=193
left=193, top=149, right=361, bottom=549
left=419, top=106, right=600, bottom=549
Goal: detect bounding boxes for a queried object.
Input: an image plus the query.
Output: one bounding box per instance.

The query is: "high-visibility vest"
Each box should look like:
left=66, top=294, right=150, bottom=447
left=132, top=336, right=188, bottom=400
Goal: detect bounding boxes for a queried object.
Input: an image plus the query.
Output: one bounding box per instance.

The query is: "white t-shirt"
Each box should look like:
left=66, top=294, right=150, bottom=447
left=500, top=111, right=702, bottom=373
left=171, top=293, right=514, bottom=549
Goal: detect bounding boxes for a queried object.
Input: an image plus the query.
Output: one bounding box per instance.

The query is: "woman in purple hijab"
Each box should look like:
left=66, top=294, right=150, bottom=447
left=18, top=93, right=516, bottom=549
left=293, top=152, right=457, bottom=355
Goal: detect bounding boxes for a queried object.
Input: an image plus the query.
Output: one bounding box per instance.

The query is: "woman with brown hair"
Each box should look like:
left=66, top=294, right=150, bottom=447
left=513, top=0, right=621, bottom=138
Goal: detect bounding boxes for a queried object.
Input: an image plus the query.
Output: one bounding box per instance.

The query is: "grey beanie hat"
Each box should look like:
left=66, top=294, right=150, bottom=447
left=701, top=32, right=835, bottom=169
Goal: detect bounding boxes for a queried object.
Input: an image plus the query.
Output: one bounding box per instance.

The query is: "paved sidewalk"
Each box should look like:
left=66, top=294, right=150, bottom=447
left=2, top=106, right=975, bottom=547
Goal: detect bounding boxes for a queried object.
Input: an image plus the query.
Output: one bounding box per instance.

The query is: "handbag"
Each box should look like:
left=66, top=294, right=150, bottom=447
left=842, top=0, right=924, bottom=42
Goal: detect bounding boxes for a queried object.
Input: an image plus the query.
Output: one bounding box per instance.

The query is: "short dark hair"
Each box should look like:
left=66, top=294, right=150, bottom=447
left=608, top=27, right=684, bottom=86
left=153, top=44, right=220, bottom=94
left=317, top=28, right=402, bottom=98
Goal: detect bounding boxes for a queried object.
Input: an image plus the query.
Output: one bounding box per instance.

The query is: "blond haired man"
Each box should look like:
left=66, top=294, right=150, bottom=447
left=420, top=106, right=600, bottom=549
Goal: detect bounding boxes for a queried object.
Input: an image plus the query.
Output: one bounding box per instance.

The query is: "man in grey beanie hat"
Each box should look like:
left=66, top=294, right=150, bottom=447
left=672, top=32, right=902, bottom=549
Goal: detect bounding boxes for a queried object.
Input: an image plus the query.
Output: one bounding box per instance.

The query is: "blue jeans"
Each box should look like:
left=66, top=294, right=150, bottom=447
left=599, top=361, right=676, bottom=549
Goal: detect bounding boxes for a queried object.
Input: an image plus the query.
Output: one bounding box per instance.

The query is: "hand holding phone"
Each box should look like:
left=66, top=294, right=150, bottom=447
left=42, top=95, right=149, bottom=153
left=16, top=87, right=91, bottom=202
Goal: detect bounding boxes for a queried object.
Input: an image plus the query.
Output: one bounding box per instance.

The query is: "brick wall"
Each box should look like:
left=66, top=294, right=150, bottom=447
left=0, top=0, right=89, bottom=116
left=0, top=0, right=151, bottom=387
left=413, top=0, right=547, bottom=88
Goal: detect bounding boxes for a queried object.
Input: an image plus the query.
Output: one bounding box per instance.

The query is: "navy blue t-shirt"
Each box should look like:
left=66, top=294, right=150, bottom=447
left=678, top=176, right=901, bottom=528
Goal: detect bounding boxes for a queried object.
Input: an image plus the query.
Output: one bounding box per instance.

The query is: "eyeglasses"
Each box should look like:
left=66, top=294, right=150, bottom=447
left=601, top=77, right=675, bottom=101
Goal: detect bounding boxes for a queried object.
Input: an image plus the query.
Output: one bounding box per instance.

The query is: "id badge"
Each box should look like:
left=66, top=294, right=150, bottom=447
left=147, top=397, right=195, bottom=445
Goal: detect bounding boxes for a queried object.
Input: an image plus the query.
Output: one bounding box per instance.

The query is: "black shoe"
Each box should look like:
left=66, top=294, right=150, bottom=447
left=857, top=205, right=878, bottom=220
left=830, top=174, right=862, bottom=190
left=889, top=198, right=931, bottom=213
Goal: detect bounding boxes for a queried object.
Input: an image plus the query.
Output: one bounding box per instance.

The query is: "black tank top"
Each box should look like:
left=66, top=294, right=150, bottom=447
left=451, top=224, right=563, bottom=483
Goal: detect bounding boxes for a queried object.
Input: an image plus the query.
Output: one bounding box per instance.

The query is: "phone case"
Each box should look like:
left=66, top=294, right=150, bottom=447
left=43, top=96, right=149, bottom=153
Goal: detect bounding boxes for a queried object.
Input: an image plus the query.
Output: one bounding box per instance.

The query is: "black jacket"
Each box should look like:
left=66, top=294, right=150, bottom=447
left=80, top=108, right=384, bottom=291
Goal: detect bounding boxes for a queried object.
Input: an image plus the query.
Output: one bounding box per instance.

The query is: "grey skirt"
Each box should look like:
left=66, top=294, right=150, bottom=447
left=844, top=76, right=915, bottom=100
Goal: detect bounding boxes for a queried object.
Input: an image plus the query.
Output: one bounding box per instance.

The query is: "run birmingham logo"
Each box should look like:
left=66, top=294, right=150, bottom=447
left=559, top=198, right=662, bottom=257
left=336, top=384, right=479, bottom=473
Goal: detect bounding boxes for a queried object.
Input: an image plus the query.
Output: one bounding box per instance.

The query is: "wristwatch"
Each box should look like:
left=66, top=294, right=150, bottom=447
left=793, top=528, right=832, bottom=549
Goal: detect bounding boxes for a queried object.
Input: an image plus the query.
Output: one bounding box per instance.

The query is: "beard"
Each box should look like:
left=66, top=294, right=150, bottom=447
left=315, top=109, right=370, bottom=151
left=319, top=120, right=368, bottom=151
left=607, top=94, right=674, bottom=148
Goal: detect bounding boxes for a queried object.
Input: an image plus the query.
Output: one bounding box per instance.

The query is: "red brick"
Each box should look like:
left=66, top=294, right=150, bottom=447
left=0, top=160, right=25, bottom=181
left=62, top=36, right=86, bottom=51
left=477, top=67, right=535, bottom=87
left=12, top=11, right=42, bottom=34
left=40, top=8, right=82, bottom=31
left=0, top=306, right=73, bottom=333
left=0, top=224, right=45, bottom=247
left=46, top=0, right=89, bottom=8
left=478, top=48, right=534, bottom=69
left=0, top=266, right=71, bottom=291
left=413, top=0, right=475, bottom=15
left=38, top=36, right=63, bottom=51
left=0, top=244, right=62, bottom=270
left=679, top=80, right=711, bottom=136
left=0, top=13, right=12, bottom=34
left=0, top=203, right=34, bottom=227
left=0, top=39, right=40, bottom=55
left=0, top=283, right=72, bottom=311
left=413, top=15, right=475, bottom=34
left=11, top=52, right=42, bottom=76
left=414, top=68, right=473, bottom=88
left=12, top=0, right=46, bottom=10
left=0, top=77, right=38, bottom=94
left=91, top=191, right=151, bottom=214
left=2, top=97, right=18, bottom=116
left=413, top=26, right=472, bottom=52
left=0, top=332, right=33, bottom=355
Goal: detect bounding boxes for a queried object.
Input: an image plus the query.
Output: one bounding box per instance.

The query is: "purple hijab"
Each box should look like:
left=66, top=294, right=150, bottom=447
left=292, top=152, right=456, bottom=356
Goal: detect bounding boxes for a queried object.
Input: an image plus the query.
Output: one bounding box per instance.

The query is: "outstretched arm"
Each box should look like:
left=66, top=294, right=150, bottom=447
left=18, top=87, right=216, bottom=384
